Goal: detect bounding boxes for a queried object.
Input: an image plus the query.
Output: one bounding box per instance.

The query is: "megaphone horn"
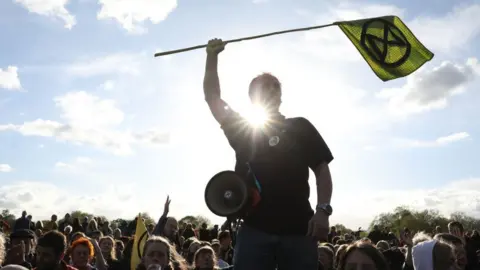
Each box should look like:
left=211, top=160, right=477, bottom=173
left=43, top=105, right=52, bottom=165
left=204, top=171, right=249, bottom=218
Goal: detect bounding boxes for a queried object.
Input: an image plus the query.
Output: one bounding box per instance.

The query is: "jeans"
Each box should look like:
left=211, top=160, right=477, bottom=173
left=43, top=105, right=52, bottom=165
left=233, top=225, right=318, bottom=270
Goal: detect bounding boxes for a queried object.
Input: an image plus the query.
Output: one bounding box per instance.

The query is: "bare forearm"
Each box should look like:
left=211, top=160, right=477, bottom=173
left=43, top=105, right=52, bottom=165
left=203, top=54, right=221, bottom=101
left=316, top=164, right=332, bottom=205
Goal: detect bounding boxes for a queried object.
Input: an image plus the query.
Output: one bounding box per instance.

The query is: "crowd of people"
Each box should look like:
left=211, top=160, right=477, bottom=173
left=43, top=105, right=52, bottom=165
left=1, top=200, right=480, bottom=270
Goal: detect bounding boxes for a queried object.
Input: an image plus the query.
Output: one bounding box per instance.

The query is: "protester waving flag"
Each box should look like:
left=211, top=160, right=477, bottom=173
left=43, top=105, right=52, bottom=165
left=335, top=16, right=434, bottom=81
left=131, top=214, right=149, bottom=270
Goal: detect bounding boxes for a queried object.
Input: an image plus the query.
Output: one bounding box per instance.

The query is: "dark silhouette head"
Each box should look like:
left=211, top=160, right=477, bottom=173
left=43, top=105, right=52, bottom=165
left=248, top=73, right=282, bottom=113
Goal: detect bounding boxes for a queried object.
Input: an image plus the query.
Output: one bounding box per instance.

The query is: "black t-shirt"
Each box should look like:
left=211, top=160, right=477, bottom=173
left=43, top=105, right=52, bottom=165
left=221, top=111, right=333, bottom=235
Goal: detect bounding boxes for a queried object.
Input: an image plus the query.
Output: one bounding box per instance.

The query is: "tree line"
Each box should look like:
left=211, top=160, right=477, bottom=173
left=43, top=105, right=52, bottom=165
left=1, top=206, right=479, bottom=234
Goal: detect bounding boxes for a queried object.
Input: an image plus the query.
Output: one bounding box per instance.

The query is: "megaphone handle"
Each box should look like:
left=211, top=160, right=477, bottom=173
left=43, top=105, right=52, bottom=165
left=226, top=217, right=238, bottom=248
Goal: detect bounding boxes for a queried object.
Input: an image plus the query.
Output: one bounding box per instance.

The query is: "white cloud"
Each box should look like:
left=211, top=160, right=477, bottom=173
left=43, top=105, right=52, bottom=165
left=54, top=162, right=73, bottom=169
left=99, top=80, right=115, bottom=91
left=55, top=157, right=93, bottom=171
left=66, top=53, right=143, bottom=78
left=54, top=91, right=124, bottom=129
left=0, top=66, right=22, bottom=90
left=96, top=0, right=177, bottom=33
left=14, top=0, right=76, bottom=29
left=333, top=178, right=480, bottom=228
left=408, top=4, right=480, bottom=53
left=394, top=132, right=470, bottom=148
left=252, top=0, right=269, bottom=4
left=0, top=181, right=141, bottom=220
left=0, top=91, right=169, bottom=155
left=377, top=58, right=479, bottom=116
left=0, top=164, right=13, bottom=173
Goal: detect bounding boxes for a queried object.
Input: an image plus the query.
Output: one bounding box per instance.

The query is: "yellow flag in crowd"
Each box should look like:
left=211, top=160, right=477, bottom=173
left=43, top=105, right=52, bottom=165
left=335, top=16, right=434, bottom=81
left=131, top=214, right=149, bottom=270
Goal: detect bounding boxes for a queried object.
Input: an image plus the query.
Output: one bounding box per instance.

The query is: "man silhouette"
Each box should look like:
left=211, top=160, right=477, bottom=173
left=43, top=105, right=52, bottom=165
left=203, top=38, right=334, bottom=270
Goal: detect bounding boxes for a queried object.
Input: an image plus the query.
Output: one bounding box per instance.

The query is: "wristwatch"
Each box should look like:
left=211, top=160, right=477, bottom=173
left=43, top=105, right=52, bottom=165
left=316, top=204, right=333, bottom=216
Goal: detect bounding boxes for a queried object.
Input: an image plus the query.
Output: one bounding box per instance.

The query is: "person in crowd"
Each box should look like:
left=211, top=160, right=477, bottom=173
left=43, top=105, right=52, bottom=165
left=198, top=224, right=210, bottom=242
left=69, top=237, right=107, bottom=270
left=64, top=226, right=73, bottom=243
left=100, top=222, right=112, bottom=237
left=367, top=225, right=384, bottom=244
left=210, top=242, right=229, bottom=269
left=5, top=229, right=36, bottom=269
left=182, top=224, right=195, bottom=240
left=185, top=240, right=202, bottom=265
left=14, top=212, right=30, bottom=232
left=36, top=230, right=76, bottom=270
left=411, top=236, right=458, bottom=270
left=70, top=233, right=87, bottom=245
left=81, top=218, right=89, bottom=233
left=334, top=244, right=347, bottom=269
left=381, top=247, right=405, bottom=270
left=113, top=230, right=121, bottom=241
left=217, top=231, right=232, bottom=266
left=137, top=236, right=188, bottom=270
left=376, top=240, right=390, bottom=252
left=317, top=245, right=334, bottom=270
left=203, top=38, right=333, bottom=270
left=328, top=227, right=337, bottom=243
left=89, top=232, right=103, bottom=242
left=434, top=233, right=467, bottom=270
left=338, top=241, right=389, bottom=270
left=98, top=236, right=120, bottom=270
left=152, top=197, right=181, bottom=251
left=71, top=219, right=83, bottom=234
left=86, top=220, right=98, bottom=237
left=35, top=222, right=44, bottom=232
left=59, top=214, right=72, bottom=234
left=209, top=225, right=218, bottom=243
left=27, top=216, right=35, bottom=232
left=114, top=241, right=124, bottom=262
left=0, top=232, right=5, bottom=266
left=46, top=215, right=58, bottom=232
left=192, top=246, right=218, bottom=270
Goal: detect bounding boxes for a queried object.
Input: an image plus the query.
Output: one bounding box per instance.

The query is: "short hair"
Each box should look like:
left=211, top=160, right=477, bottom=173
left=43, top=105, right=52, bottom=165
left=37, top=231, right=66, bottom=258
left=318, top=245, right=334, bottom=258
left=218, top=230, right=230, bottom=241
left=448, top=221, right=464, bottom=233
left=434, top=233, right=463, bottom=245
left=412, top=231, right=432, bottom=246
left=248, top=73, right=282, bottom=99
left=376, top=240, right=390, bottom=251
left=70, top=237, right=94, bottom=259
left=339, top=241, right=389, bottom=270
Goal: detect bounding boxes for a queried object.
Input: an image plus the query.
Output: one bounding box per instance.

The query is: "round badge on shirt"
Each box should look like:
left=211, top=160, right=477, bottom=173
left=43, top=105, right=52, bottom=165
left=269, top=136, right=280, bottom=147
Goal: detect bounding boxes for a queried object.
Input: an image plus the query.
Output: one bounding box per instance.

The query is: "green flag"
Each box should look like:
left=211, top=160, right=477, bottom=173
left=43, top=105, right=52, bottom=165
left=334, top=16, right=434, bottom=81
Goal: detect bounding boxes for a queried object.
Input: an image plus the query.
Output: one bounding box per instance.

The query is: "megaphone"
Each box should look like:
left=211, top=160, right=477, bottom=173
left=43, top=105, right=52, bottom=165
left=204, top=171, right=251, bottom=218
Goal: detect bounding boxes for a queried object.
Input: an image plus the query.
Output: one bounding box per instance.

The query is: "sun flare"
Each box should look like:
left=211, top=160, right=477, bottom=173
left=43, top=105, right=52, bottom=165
left=244, top=105, right=268, bottom=126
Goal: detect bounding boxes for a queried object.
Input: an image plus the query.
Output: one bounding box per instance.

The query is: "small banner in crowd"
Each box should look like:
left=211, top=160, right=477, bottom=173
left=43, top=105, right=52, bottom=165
left=335, top=16, right=434, bottom=81
left=131, top=214, right=149, bottom=270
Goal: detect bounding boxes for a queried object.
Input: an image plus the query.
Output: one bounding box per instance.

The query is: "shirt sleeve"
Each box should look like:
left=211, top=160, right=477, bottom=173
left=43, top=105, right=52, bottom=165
left=296, top=117, right=333, bottom=169
left=220, top=106, right=252, bottom=152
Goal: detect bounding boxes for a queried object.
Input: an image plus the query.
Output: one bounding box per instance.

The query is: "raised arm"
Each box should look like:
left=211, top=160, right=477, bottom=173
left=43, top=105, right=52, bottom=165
left=203, top=38, right=232, bottom=125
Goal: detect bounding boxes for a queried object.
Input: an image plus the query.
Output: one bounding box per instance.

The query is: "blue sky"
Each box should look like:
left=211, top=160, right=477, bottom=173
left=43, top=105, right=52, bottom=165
left=0, top=0, right=479, bottom=229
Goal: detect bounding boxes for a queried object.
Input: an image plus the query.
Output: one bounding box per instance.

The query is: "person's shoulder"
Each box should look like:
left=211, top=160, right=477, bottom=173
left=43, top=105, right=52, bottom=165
left=286, top=116, right=312, bottom=126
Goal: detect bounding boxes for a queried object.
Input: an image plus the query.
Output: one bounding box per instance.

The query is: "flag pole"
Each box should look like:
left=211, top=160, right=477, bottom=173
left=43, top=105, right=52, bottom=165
left=153, top=23, right=336, bottom=57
